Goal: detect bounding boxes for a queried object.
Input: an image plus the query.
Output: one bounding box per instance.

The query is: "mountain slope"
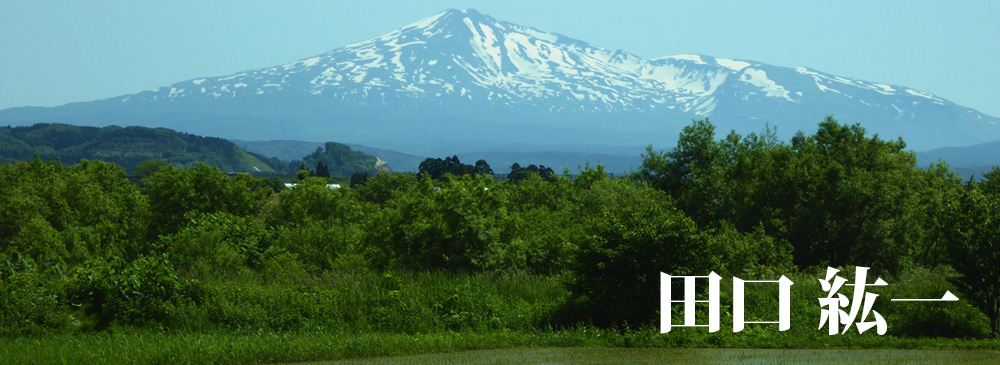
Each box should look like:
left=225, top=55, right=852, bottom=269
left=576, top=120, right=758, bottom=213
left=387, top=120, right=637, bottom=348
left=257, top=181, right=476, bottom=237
left=231, top=140, right=327, bottom=162
left=1, top=9, right=996, bottom=153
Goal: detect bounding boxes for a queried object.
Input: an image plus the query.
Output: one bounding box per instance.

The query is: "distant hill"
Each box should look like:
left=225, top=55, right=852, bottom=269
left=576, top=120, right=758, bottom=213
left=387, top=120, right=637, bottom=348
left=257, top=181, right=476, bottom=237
left=233, top=139, right=428, bottom=172
left=917, top=141, right=1000, bottom=178
left=917, top=140, right=1000, bottom=168
left=295, top=142, right=388, bottom=176
left=347, top=144, right=427, bottom=173
left=0, top=123, right=282, bottom=173
left=917, top=140, right=1000, bottom=179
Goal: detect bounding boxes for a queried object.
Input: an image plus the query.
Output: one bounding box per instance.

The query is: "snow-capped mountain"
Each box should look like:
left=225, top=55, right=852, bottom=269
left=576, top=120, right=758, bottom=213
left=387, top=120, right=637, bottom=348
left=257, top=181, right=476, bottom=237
left=140, top=9, right=739, bottom=115
left=1, top=9, right=997, bottom=155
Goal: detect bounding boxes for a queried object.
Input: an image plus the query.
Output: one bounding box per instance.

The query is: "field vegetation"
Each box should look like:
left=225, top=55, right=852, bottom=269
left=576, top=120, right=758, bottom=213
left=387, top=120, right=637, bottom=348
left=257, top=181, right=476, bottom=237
left=1, top=117, right=999, bottom=362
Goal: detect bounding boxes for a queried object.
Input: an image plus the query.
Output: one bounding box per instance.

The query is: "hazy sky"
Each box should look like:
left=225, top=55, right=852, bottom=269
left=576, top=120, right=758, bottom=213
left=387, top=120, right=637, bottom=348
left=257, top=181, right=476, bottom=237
left=2, top=1, right=998, bottom=116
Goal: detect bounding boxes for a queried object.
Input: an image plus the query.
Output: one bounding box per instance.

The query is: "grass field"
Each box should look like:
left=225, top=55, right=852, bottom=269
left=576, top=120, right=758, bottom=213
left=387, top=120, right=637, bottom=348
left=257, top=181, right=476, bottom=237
left=327, top=348, right=1000, bottom=364
left=3, top=330, right=998, bottom=364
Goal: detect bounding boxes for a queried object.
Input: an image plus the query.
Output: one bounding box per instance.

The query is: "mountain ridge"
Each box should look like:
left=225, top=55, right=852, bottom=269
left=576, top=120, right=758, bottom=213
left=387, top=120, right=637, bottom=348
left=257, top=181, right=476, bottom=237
left=1, top=8, right=996, bottom=153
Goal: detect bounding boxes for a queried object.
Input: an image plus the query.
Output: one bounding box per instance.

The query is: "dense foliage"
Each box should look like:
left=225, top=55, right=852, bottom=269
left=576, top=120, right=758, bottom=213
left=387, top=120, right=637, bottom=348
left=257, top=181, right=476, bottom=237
left=1, top=117, right=998, bottom=345
left=639, top=118, right=934, bottom=274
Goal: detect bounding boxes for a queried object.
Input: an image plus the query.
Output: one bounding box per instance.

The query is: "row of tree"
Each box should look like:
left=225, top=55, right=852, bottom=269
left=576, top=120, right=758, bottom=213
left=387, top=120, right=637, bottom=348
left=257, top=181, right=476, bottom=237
left=414, top=155, right=557, bottom=183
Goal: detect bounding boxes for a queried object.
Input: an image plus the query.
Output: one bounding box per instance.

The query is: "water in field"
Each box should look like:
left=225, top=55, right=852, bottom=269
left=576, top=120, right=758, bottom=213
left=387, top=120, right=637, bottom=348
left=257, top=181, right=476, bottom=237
left=323, top=347, right=1000, bottom=364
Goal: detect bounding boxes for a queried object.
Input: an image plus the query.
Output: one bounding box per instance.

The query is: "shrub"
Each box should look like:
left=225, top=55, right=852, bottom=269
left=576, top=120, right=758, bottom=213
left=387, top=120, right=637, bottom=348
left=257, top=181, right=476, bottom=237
left=162, top=212, right=278, bottom=280
left=66, top=255, right=194, bottom=328
left=0, top=252, right=73, bottom=335
left=564, top=179, right=717, bottom=327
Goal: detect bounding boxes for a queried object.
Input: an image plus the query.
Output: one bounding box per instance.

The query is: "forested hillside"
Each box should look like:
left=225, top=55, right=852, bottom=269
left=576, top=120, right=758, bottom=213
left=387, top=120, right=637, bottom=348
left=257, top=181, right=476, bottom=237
left=0, top=124, right=282, bottom=173
left=295, top=142, right=387, bottom=177
left=0, top=124, right=389, bottom=177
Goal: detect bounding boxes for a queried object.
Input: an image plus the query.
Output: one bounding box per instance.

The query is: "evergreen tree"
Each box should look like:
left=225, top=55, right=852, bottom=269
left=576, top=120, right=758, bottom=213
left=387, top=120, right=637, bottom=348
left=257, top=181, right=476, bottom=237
left=315, top=161, right=330, bottom=178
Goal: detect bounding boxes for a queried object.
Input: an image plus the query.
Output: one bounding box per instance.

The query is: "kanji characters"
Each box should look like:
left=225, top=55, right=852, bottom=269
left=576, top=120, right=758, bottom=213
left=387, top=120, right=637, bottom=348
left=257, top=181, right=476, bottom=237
left=660, top=266, right=958, bottom=335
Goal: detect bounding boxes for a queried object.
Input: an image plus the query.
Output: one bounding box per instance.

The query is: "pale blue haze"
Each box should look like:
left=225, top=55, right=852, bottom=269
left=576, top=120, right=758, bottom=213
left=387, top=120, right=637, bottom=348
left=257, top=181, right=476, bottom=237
left=1, top=0, right=998, bottom=117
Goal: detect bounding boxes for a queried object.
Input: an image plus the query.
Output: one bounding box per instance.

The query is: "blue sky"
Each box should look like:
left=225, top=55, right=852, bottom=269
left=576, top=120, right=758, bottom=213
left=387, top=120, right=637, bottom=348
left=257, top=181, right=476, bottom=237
left=2, top=0, right=998, bottom=116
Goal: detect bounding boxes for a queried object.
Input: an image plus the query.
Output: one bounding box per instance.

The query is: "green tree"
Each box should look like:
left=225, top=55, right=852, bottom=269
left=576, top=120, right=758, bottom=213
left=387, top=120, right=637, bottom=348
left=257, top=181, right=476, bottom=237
left=350, top=171, right=370, bottom=187
left=914, top=161, right=965, bottom=268
left=637, top=118, right=720, bottom=195
left=67, top=255, right=192, bottom=328
left=354, top=172, right=418, bottom=206
left=474, top=159, right=493, bottom=175
left=784, top=118, right=921, bottom=273
left=134, top=159, right=171, bottom=177
left=637, top=117, right=925, bottom=274
left=417, top=155, right=482, bottom=180
left=252, top=176, right=286, bottom=193
left=508, top=163, right=555, bottom=183
left=947, top=174, right=1000, bottom=337
left=315, top=161, right=330, bottom=178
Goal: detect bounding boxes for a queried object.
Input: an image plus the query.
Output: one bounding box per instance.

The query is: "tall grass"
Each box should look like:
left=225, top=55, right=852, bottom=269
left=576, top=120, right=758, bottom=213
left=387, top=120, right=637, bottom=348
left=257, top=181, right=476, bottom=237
left=162, top=270, right=568, bottom=334
left=3, top=328, right=999, bottom=364
left=4, top=268, right=998, bottom=363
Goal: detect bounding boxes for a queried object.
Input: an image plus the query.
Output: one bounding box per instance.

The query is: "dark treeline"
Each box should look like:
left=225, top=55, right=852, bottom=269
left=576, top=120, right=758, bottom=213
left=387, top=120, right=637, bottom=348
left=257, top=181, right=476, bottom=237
left=0, top=123, right=283, bottom=174
left=0, top=117, right=998, bottom=340
left=0, top=124, right=385, bottom=177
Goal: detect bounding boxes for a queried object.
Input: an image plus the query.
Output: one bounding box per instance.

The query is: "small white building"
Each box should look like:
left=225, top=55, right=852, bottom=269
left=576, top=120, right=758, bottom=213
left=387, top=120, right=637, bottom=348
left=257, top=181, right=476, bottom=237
left=283, top=183, right=341, bottom=189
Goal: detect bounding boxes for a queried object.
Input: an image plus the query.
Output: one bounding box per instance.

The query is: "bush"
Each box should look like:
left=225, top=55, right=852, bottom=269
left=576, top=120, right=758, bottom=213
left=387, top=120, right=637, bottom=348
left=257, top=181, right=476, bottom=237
left=271, top=221, right=362, bottom=274
left=709, top=223, right=794, bottom=278
left=163, top=212, right=279, bottom=280
left=362, top=174, right=512, bottom=271
left=0, top=253, right=73, bottom=335
left=66, top=255, right=195, bottom=328
left=266, top=177, right=368, bottom=225
left=564, top=179, right=717, bottom=327
left=879, top=267, right=991, bottom=338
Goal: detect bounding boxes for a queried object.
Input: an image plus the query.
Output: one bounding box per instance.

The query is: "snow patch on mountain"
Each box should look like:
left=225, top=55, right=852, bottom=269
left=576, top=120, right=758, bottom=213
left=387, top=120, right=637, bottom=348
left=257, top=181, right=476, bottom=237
left=716, top=58, right=751, bottom=72
left=740, top=68, right=792, bottom=100
left=663, top=54, right=708, bottom=65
